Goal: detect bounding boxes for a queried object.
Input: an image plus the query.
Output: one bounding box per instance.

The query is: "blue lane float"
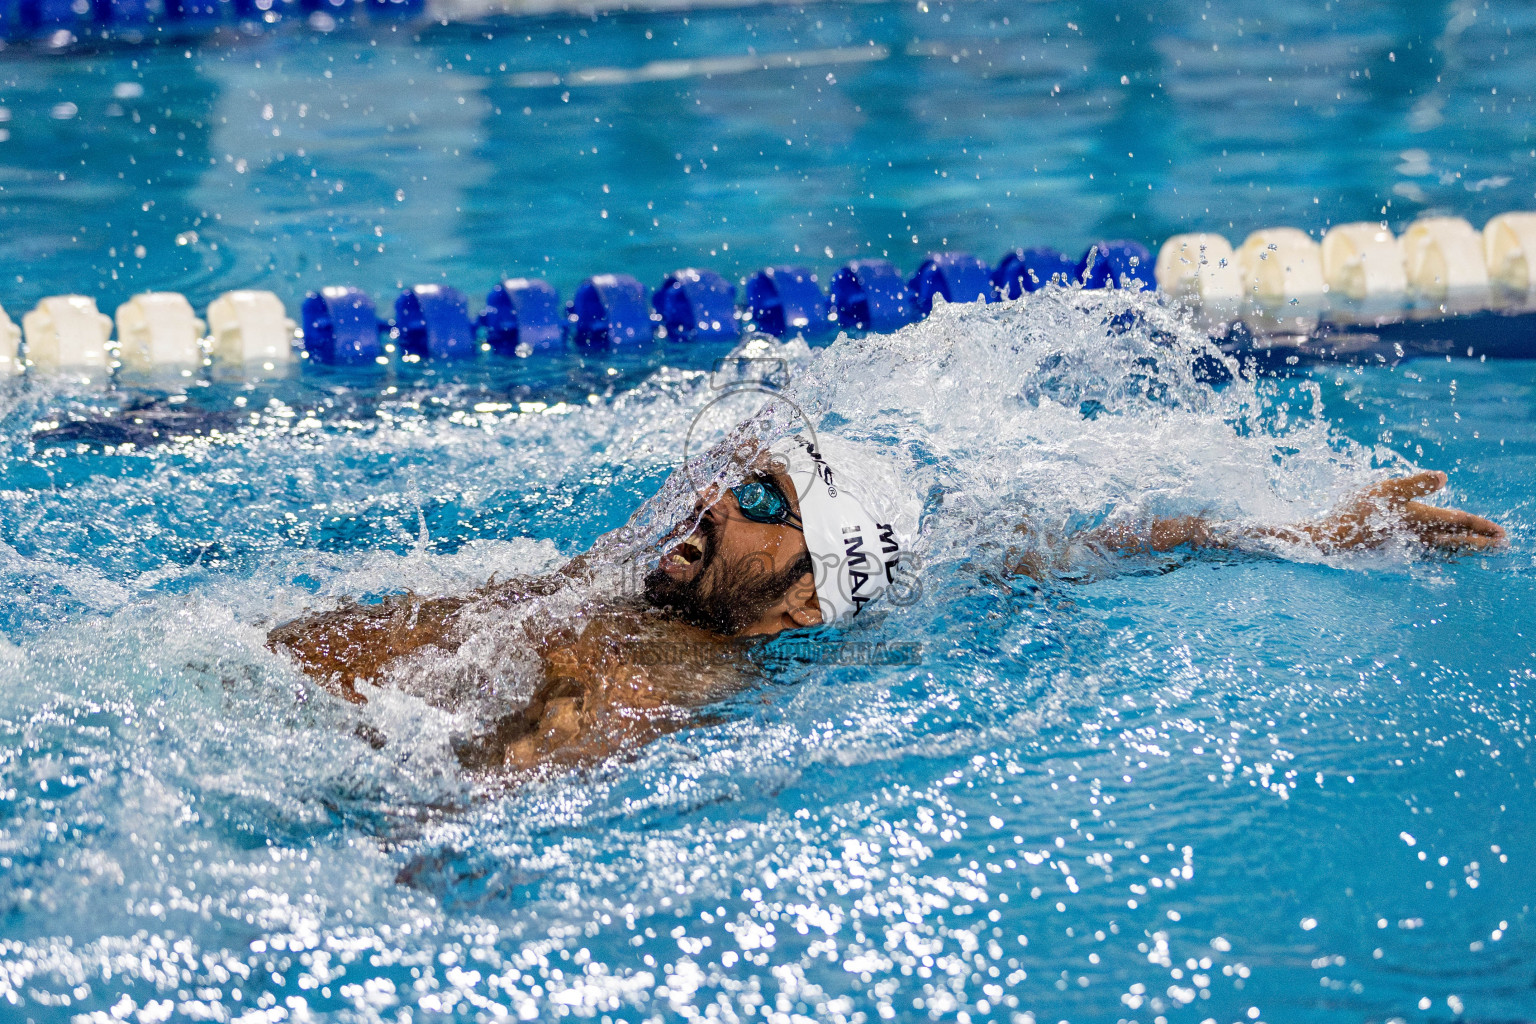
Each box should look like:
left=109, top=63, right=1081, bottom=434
left=0, top=0, right=425, bottom=39
left=0, top=0, right=79, bottom=36
left=301, top=286, right=382, bottom=365
left=98, top=0, right=156, bottom=29
left=1077, top=239, right=1155, bottom=290
left=481, top=278, right=563, bottom=355
left=745, top=265, right=829, bottom=338
left=164, top=0, right=232, bottom=25
left=994, top=247, right=1077, bottom=299
left=568, top=274, right=651, bottom=347
left=653, top=268, right=740, bottom=342
left=909, top=252, right=994, bottom=316
left=829, top=259, right=917, bottom=333
left=394, top=284, right=476, bottom=361
left=0, top=0, right=218, bottom=38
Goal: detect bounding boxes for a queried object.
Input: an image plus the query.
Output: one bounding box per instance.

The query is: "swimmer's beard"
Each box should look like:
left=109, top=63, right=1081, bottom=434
left=642, top=520, right=808, bottom=637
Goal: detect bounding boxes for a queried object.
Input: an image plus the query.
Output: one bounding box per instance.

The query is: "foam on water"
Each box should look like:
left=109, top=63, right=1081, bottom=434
left=0, top=289, right=1530, bottom=1023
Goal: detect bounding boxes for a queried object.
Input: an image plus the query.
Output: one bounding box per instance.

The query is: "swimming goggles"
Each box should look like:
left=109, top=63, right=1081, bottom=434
left=729, top=477, right=803, bottom=531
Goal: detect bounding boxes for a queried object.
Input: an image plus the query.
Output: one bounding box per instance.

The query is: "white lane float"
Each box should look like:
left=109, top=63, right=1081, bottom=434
left=0, top=303, right=20, bottom=376
left=22, top=295, right=114, bottom=373
left=1399, top=216, right=1488, bottom=301
left=1164, top=212, right=1536, bottom=310
left=115, top=291, right=206, bottom=371
left=207, top=290, right=297, bottom=369
left=1155, top=232, right=1243, bottom=305
left=1320, top=222, right=1407, bottom=300
left=1483, top=211, right=1536, bottom=294
left=1234, top=227, right=1326, bottom=305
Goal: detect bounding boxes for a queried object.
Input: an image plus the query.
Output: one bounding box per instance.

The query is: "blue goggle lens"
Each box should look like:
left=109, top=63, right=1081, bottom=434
left=732, top=481, right=790, bottom=524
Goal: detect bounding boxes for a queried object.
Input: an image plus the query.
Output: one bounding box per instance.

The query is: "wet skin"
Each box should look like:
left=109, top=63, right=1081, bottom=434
left=270, top=469, right=1504, bottom=775
left=268, top=467, right=821, bottom=775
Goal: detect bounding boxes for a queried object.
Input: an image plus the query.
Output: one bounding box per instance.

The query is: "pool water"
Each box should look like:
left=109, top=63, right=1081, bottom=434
left=0, top=286, right=1531, bottom=1024
left=1, top=1, right=1535, bottom=1023
left=0, top=0, right=1533, bottom=310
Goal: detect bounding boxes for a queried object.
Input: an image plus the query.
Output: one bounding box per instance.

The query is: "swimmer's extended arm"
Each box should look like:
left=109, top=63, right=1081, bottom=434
left=1089, top=471, right=1505, bottom=556
left=1006, top=471, right=1504, bottom=578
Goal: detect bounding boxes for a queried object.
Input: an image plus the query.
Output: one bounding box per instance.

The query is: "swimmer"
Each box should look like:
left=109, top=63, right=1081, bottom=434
left=268, top=434, right=1504, bottom=775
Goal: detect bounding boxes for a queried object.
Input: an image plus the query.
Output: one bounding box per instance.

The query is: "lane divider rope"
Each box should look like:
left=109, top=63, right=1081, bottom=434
left=3, top=211, right=1534, bottom=379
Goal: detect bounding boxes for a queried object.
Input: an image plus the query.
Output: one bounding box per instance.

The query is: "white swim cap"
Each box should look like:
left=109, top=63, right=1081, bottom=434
left=769, top=433, right=907, bottom=625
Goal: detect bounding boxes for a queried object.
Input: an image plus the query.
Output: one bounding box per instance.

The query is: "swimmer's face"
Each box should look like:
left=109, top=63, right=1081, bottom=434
left=643, top=462, right=822, bottom=637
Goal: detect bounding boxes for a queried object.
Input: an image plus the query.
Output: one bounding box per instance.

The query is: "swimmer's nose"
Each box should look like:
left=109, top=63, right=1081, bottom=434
left=695, top=482, right=725, bottom=514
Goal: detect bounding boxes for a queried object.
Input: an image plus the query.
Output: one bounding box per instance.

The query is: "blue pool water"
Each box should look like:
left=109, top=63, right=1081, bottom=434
left=1, top=0, right=1534, bottom=308
left=0, top=288, right=1532, bottom=1024
left=1, top=2, right=1535, bottom=1024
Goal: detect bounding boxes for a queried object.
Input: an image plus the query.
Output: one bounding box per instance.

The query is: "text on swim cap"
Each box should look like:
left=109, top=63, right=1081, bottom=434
left=878, top=522, right=900, bottom=583
left=799, top=437, right=838, bottom=497
left=843, top=527, right=872, bottom=611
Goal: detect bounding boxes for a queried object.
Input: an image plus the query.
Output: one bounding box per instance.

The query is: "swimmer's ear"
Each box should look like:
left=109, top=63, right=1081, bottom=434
left=784, top=573, right=822, bottom=628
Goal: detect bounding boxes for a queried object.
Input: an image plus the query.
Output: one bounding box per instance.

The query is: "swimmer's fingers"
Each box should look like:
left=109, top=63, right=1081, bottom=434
left=1365, top=471, right=1446, bottom=503
left=1421, top=530, right=1505, bottom=553
left=1402, top=501, right=1506, bottom=539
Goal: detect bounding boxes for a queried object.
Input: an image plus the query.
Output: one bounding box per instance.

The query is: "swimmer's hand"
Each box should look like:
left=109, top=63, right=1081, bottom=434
left=1263, top=471, right=1506, bottom=554
left=1037, top=470, right=1505, bottom=576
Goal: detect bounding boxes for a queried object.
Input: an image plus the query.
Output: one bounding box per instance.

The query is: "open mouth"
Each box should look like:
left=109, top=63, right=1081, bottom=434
left=660, top=528, right=708, bottom=577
